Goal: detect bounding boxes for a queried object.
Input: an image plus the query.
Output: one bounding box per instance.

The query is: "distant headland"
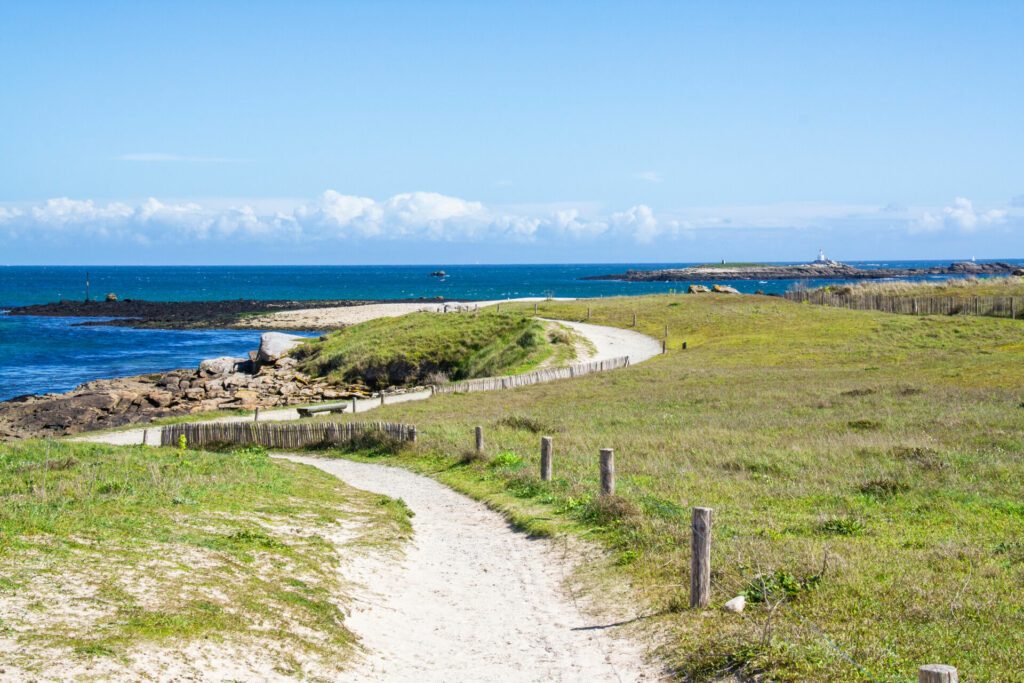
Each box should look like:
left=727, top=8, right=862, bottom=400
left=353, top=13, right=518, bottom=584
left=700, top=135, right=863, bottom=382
left=582, top=255, right=1024, bottom=283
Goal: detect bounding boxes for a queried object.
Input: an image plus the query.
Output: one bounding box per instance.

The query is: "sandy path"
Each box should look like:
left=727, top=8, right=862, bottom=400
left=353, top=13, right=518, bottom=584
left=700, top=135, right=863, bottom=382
left=553, top=319, right=663, bottom=365
left=284, top=455, right=663, bottom=682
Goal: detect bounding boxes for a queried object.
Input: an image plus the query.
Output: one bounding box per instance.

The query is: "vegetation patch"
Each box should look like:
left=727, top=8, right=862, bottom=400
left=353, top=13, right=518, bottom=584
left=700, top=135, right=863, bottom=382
left=294, top=311, right=576, bottom=388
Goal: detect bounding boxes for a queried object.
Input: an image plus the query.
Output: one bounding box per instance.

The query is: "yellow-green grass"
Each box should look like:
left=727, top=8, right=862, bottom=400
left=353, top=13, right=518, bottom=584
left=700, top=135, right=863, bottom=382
left=295, top=310, right=578, bottom=387
left=317, top=294, right=1024, bottom=681
left=815, top=274, right=1024, bottom=299
left=0, top=440, right=412, bottom=678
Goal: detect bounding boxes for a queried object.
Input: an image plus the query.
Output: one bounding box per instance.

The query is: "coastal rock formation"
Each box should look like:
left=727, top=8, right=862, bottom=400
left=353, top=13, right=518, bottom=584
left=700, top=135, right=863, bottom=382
left=258, top=332, right=307, bottom=363
left=0, top=353, right=360, bottom=441
left=583, top=261, right=1024, bottom=283
left=712, top=284, right=741, bottom=294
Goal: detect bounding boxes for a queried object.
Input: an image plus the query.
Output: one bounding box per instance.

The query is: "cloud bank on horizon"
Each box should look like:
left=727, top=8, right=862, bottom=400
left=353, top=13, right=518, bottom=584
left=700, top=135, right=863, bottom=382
left=1, top=192, right=1017, bottom=254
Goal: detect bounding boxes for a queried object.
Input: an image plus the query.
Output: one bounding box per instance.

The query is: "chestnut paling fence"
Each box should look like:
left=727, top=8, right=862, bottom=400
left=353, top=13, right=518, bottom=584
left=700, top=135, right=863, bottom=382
left=433, top=356, right=630, bottom=394
left=784, top=289, right=1021, bottom=319
left=160, top=420, right=417, bottom=449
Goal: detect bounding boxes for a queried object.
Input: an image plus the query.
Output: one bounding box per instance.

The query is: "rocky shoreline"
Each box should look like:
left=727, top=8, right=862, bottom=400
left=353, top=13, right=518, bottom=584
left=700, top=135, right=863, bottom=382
left=582, top=261, right=1024, bottom=282
left=4, top=296, right=459, bottom=329
left=0, top=332, right=390, bottom=441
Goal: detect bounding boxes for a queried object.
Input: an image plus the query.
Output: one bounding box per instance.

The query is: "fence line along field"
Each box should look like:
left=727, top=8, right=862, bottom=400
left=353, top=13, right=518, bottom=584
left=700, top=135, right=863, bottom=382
left=161, top=420, right=418, bottom=449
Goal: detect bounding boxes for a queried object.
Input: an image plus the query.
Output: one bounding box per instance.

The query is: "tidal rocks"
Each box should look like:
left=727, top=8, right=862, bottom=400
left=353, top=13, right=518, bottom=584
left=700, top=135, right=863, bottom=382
left=712, top=284, right=741, bottom=294
left=688, top=284, right=711, bottom=293
left=584, top=261, right=1024, bottom=282
left=199, top=356, right=247, bottom=376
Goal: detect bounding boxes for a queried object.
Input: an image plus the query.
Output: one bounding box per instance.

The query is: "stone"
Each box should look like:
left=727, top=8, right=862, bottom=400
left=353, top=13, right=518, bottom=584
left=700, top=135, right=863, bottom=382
left=258, top=332, right=307, bottom=363
left=723, top=595, right=746, bottom=613
left=199, top=356, right=247, bottom=376
left=233, top=389, right=259, bottom=405
left=145, top=391, right=174, bottom=408
left=104, top=292, right=118, bottom=302
left=184, top=388, right=206, bottom=400
left=688, top=284, right=711, bottom=294
left=712, top=284, right=741, bottom=294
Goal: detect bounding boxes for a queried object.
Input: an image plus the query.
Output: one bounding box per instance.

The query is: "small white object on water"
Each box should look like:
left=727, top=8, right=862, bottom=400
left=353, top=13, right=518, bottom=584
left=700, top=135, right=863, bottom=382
left=723, top=595, right=746, bottom=613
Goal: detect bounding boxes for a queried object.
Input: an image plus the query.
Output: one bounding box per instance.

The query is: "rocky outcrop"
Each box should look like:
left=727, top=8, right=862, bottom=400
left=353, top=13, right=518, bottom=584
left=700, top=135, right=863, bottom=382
left=0, top=353, right=362, bottom=441
left=688, top=284, right=711, bottom=293
left=257, top=332, right=307, bottom=363
left=712, top=284, right=741, bottom=294
left=583, top=261, right=1024, bottom=282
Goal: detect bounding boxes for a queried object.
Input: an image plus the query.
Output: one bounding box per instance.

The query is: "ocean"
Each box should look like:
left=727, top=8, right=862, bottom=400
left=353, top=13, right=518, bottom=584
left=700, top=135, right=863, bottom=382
left=1, top=262, right=1020, bottom=400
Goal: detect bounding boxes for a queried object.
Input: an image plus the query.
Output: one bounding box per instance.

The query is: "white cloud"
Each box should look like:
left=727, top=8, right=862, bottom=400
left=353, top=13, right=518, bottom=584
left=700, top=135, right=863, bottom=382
left=914, top=197, right=1007, bottom=233
left=635, top=171, right=663, bottom=183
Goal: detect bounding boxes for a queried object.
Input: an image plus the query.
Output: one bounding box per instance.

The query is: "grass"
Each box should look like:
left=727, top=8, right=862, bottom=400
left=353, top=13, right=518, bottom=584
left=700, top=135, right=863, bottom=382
left=294, top=310, right=578, bottom=388
left=316, top=293, right=1024, bottom=681
left=0, top=440, right=412, bottom=678
left=813, top=275, right=1024, bottom=298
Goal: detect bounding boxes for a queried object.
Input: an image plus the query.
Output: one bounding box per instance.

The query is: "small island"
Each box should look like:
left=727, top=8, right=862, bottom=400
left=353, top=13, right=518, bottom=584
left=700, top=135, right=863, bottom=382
left=583, top=253, right=1024, bottom=282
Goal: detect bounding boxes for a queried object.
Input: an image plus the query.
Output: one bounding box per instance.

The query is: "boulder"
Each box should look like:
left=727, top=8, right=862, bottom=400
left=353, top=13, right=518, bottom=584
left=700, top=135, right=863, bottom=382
left=688, top=284, right=711, bottom=294
left=723, top=595, right=746, bottom=613
left=146, top=391, right=174, bottom=408
left=258, top=333, right=307, bottom=363
left=712, top=284, right=741, bottom=294
left=199, top=356, right=247, bottom=376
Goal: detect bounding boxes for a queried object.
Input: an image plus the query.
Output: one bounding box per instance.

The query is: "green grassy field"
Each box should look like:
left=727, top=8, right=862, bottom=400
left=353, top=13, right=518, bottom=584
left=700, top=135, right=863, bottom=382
left=0, top=440, right=412, bottom=679
left=317, top=294, right=1024, bottom=681
left=294, top=310, right=579, bottom=387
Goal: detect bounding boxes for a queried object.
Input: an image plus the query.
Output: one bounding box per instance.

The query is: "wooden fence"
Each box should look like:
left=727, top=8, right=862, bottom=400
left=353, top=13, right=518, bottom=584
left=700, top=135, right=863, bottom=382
left=161, top=420, right=417, bottom=449
left=433, top=356, right=630, bottom=395
left=784, top=289, right=1020, bottom=319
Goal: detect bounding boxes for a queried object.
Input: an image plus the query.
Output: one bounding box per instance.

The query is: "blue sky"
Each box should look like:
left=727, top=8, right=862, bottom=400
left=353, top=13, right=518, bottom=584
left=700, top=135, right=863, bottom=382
left=1, top=0, right=1022, bottom=264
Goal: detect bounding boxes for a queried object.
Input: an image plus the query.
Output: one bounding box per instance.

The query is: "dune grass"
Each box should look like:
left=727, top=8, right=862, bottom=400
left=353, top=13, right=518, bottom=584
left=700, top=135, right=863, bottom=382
left=294, top=310, right=578, bottom=387
left=320, top=293, right=1024, bottom=681
left=0, top=440, right=412, bottom=679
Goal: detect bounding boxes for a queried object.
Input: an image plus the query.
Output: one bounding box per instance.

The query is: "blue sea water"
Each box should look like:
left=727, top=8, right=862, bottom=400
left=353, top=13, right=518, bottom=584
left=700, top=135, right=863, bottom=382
left=1, top=262, right=1021, bottom=400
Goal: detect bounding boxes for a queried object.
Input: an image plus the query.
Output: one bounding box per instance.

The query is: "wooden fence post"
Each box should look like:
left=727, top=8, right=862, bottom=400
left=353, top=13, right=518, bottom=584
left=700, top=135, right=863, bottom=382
left=918, top=664, right=958, bottom=683
left=534, top=302, right=538, bottom=313
left=632, top=312, right=637, bottom=327
left=662, top=340, right=667, bottom=354
left=587, top=307, right=591, bottom=320
left=540, top=436, right=553, bottom=481
left=599, top=448, right=615, bottom=495
left=351, top=397, right=357, bottom=414
left=254, top=407, right=260, bottom=422
left=380, top=393, right=386, bottom=406
left=682, top=341, right=688, bottom=350
left=142, top=429, right=149, bottom=446
left=663, top=324, right=668, bottom=338
left=475, top=425, right=484, bottom=453
left=690, top=507, right=712, bottom=608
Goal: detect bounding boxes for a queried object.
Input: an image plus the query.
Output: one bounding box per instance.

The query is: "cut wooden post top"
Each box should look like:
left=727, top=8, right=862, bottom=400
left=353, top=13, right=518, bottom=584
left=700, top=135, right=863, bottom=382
left=918, top=664, right=958, bottom=683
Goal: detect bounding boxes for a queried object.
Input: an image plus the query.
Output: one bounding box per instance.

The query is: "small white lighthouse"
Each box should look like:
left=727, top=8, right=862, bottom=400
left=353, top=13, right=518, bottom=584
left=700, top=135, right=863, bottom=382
left=814, top=249, right=829, bottom=264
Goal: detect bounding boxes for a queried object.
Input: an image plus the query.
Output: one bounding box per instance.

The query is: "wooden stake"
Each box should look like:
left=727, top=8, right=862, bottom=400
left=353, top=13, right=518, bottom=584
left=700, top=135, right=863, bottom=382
left=142, top=429, right=149, bottom=446
left=587, top=307, right=591, bottom=320
left=475, top=425, right=484, bottom=453
left=380, top=393, right=386, bottom=406
left=540, top=436, right=553, bottom=481
left=351, top=397, right=357, bottom=414
left=253, top=407, right=260, bottom=422
left=662, top=340, right=666, bottom=354
left=690, top=507, right=712, bottom=608
left=632, top=312, right=637, bottom=327
left=918, top=665, right=958, bottom=683
left=599, top=448, right=615, bottom=495
left=682, top=341, right=688, bottom=350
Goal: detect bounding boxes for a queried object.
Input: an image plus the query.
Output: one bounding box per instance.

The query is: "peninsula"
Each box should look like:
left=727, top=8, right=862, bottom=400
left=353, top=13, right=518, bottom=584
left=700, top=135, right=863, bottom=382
left=582, top=259, right=1024, bottom=282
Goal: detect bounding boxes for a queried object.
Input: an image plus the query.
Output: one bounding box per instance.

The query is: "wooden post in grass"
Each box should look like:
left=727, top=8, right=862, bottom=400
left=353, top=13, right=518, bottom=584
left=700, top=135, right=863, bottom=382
left=475, top=425, right=484, bottom=453
left=534, top=302, right=538, bottom=313
left=662, top=339, right=667, bottom=354
left=690, top=507, right=712, bottom=608
left=587, top=307, right=591, bottom=320
left=380, top=393, right=386, bottom=406
left=682, top=341, right=688, bottom=350
left=410, top=426, right=418, bottom=443
left=599, top=448, right=615, bottom=495
left=663, top=324, right=668, bottom=338
left=632, top=312, right=637, bottom=327
left=918, top=664, right=958, bottom=683
left=351, top=397, right=357, bottom=414
left=430, top=384, right=436, bottom=396
left=142, top=429, right=149, bottom=446
left=254, top=407, right=260, bottom=422
left=540, top=436, right=553, bottom=481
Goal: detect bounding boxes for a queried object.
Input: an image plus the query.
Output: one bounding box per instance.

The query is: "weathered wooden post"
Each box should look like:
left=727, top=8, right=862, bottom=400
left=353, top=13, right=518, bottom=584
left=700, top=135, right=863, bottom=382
left=254, top=407, right=260, bottom=422
left=380, top=392, right=386, bottom=406
left=663, top=324, right=668, bottom=338
left=599, top=448, right=615, bottom=495
left=918, top=664, right=958, bottom=683
left=587, top=307, right=591, bottom=320
left=662, top=339, right=667, bottom=353
left=534, top=302, right=538, bottom=313
left=410, top=426, right=418, bottom=443
left=632, top=312, right=637, bottom=327
left=690, top=507, right=712, bottom=608
left=142, top=429, right=149, bottom=446
left=540, top=436, right=553, bottom=481
left=475, top=425, right=484, bottom=453
left=351, top=397, right=357, bottom=414
left=430, top=384, right=436, bottom=396
left=682, top=341, right=688, bottom=350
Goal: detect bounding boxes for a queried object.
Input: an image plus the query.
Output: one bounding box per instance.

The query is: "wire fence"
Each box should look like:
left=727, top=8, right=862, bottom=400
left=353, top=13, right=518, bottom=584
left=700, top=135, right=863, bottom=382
left=784, top=289, right=1020, bottom=319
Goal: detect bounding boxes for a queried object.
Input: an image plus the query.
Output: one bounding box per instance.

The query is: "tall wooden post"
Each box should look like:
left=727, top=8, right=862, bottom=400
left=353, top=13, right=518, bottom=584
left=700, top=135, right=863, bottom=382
left=380, top=393, right=386, bottom=406
left=662, top=340, right=666, bottom=353
left=690, top=507, right=712, bottom=608
left=351, top=397, right=357, bottom=414
left=142, top=429, right=149, bottom=446
left=540, top=436, right=553, bottom=481
left=918, top=665, right=958, bottom=683
left=475, top=425, right=484, bottom=453
left=587, top=307, right=591, bottom=320
left=599, top=448, right=615, bottom=495
left=632, top=312, right=637, bottom=327
left=534, top=302, right=538, bottom=313
left=253, top=407, right=260, bottom=422
left=1012, top=297, right=1016, bottom=320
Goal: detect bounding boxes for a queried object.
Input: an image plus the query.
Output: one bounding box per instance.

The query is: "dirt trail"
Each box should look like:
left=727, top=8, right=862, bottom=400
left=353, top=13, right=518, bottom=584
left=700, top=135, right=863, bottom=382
left=284, top=455, right=664, bottom=682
